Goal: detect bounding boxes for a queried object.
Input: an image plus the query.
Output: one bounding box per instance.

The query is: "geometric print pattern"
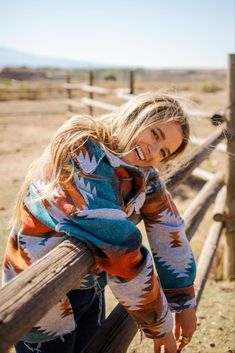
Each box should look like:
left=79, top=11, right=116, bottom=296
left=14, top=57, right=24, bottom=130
left=2, top=138, right=196, bottom=342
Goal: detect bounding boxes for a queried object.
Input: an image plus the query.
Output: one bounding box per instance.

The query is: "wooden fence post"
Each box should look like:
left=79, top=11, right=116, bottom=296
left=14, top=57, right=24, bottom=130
left=66, top=75, right=73, bottom=113
left=224, top=53, right=235, bottom=280
left=129, top=70, right=135, bottom=94
left=89, top=70, right=94, bottom=115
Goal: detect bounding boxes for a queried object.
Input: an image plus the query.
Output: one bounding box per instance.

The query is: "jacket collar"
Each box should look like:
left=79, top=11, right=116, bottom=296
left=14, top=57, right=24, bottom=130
left=71, top=139, right=105, bottom=174
left=72, top=138, right=147, bottom=177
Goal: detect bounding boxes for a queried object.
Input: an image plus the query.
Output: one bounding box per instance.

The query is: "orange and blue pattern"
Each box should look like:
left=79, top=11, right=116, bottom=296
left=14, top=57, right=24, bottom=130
left=2, top=138, right=196, bottom=342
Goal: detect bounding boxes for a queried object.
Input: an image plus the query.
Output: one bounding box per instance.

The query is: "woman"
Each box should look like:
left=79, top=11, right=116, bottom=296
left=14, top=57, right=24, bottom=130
left=3, top=92, right=197, bottom=353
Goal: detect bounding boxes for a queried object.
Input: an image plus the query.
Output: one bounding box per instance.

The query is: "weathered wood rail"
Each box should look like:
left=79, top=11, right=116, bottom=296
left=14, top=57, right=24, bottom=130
left=0, top=127, right=227, bottom=353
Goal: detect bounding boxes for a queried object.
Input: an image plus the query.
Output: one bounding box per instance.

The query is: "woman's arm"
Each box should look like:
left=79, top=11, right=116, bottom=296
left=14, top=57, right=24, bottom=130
left=141, top=168, right=197, bottom=312
left=141, top=169, right=197, bottom=350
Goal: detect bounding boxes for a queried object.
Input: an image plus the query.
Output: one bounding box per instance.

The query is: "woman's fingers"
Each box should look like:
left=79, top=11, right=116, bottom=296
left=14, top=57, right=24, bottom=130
left=175, top=308, right=197, bottom=337
left=174, top=319, right=181, bottom=340
left=173, top=308, right=197, bottom=351
left=176, top=335, right=192, bottom=351
left=154, top=338, right=164, bottom=353
left=154, top=332, right=177, bottom=353
left=154, top=340, right=161, bottom=353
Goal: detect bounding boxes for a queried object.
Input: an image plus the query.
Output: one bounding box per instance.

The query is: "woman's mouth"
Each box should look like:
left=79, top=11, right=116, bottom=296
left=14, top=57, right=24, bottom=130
left=135, top=145, right=145, bottom=161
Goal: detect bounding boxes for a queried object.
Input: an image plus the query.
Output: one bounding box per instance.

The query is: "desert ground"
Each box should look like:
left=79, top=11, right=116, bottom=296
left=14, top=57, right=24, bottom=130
left=0, top=72, right=234, bottom=353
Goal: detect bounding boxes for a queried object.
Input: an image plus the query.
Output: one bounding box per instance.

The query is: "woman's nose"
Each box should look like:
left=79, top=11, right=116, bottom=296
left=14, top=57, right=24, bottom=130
left=149, top=141, right=160, bottom=156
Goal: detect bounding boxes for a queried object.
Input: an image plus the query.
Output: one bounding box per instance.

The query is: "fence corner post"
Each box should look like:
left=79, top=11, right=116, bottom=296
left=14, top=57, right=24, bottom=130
left=129, top=70, right=135, bottom=95
left=66, top=74, right=72, bottom=113
left=224, top=53, right=235, bottom=280
left=89, top=70, right=94, bottom=115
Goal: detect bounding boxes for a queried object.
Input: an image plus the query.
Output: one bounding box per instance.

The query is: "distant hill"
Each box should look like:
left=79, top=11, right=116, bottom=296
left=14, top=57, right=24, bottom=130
left=0, top=47, right=226, bottom=82
left=0, top=47, right=107, bottom=69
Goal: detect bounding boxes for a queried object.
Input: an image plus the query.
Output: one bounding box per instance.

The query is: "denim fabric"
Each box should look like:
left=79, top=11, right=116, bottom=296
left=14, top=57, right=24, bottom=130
left=15, top=288, right=105, bottom=353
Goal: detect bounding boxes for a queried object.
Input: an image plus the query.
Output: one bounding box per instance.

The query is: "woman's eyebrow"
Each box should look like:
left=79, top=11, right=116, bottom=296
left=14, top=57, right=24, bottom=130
left=156, top=127, right=166, bottom=140
left=165, top=147, right=171, bottom=156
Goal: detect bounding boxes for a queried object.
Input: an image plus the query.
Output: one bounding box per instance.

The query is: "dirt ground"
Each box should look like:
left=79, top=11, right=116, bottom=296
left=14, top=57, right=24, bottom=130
left=0, top=84, right=234, bottom=353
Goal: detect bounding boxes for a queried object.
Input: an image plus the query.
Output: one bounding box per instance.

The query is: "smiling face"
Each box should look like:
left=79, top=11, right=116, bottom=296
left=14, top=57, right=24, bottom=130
left=121, top=121, right=183, bottom=167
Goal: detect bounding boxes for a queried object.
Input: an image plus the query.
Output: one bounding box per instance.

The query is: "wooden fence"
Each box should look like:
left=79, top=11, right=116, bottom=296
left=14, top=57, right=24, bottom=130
left=64, top=70, right=227, bottom=154
left=64, top=69, right=135, bottom=116
left=0, top=54, right=234, bottom=353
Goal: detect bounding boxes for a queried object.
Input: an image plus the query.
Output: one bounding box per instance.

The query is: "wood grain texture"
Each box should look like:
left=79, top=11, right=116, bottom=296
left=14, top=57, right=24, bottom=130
left=183, top=172, right=224, bottom=241
left=224, top=54, right=235, bottom=279
left=81, top=304, right=137, bottom=353
left=165, top=127, right=227, bottom=191
left=0, top=239, right=94, bottom=353
left=212, top=185, right=227, bottom=221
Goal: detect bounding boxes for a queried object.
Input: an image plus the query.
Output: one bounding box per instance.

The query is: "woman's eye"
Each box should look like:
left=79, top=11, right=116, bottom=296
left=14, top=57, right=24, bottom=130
left=151, top=129, right=159, bottom=140
left=160, top=149, right=166, bottom=158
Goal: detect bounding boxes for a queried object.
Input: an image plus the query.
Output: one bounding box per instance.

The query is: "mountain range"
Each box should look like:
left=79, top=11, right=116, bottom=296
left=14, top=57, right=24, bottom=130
left=0, top=47, right=110, bottom=69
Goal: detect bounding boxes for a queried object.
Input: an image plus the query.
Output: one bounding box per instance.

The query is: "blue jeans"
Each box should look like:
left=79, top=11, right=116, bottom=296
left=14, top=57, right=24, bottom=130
left=15, top=288, right=105, bottom=353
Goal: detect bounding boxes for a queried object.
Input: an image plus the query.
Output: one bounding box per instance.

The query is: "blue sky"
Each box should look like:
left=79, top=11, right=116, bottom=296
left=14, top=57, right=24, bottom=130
left=0, top=0, right=234, bottom=68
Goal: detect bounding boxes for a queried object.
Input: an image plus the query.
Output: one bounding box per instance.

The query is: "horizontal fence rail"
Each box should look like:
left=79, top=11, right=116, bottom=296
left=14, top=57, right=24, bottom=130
left=80, top=97, right=118, bottom=111
left=0, top=241, right=94, bottom=352
left=65, top=83, right=112, bottom=95
left=81, top=304, right=137, bottom=353
left=183, top=172, right=224, bottom=241
left=190, top=136, right=226, bottom=153
left=192, top=167, right=214, bottom=181
left=212, top=185, right=227, bottom=222
left=195, top=186, right=226, bottom=306
left=165, top=127, right=227, bottom=190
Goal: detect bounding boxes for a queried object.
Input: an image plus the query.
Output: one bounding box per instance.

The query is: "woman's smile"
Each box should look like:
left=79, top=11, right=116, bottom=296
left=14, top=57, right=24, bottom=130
left=135, top=144, right=146, bottom=161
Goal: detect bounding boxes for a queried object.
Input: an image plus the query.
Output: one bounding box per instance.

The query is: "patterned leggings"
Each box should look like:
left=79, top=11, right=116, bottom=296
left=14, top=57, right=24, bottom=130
left=15, top=288, right=105, bottom=353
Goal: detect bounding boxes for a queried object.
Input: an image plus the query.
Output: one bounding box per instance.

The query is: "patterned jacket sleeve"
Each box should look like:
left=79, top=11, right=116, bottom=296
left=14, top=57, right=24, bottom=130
left=141, top=168, right=197, bottom=312
left=53, top=177, right=174, bottom=338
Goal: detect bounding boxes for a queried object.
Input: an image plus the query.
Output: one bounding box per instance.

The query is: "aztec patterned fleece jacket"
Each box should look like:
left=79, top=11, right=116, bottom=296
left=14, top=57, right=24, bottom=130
left=3, top=138, right=196, bottom=343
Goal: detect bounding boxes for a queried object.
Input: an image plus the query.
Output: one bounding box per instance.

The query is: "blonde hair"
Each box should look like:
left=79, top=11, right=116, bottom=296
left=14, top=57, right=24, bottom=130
left=13, top=92, right=189, bottom=225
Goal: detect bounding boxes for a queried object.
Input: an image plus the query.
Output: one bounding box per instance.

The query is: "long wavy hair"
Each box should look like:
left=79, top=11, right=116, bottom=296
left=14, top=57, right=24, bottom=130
left=12, top=92, right=190, bottom=225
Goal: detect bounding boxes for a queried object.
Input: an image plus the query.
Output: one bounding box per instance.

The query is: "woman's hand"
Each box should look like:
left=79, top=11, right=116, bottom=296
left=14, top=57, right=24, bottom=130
left=174, top=307, right=197, bottom=351
left=154, top=332, right=177, bottom=353
left=153, top=308, right=197, bottom=352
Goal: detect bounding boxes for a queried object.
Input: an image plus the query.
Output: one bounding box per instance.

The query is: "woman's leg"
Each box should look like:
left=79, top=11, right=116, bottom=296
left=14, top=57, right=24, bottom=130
left=15, top=288, right=105, bottom=353
left=73, top=290, right=105, bottom=352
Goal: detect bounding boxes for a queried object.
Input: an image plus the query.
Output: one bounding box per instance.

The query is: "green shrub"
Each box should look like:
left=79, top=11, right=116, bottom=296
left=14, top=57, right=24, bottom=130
left=0, top=79, right=12, bottom=87
left=104, top=74, right=117, bottom=81
left=201, top=81, right=221, bottom=93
